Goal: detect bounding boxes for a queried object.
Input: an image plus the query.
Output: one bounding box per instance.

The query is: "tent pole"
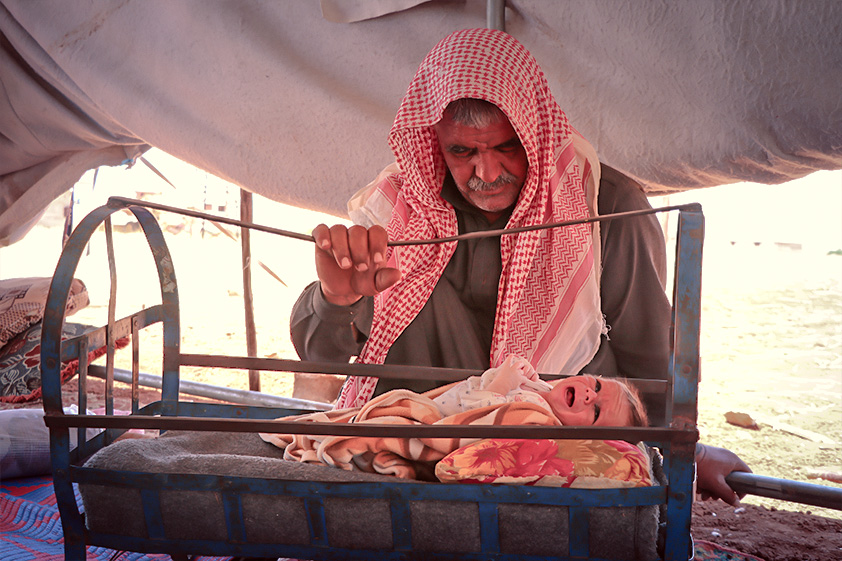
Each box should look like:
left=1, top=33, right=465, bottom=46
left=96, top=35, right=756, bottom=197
left=240, top=189, right=260, bottom=391
left=487, top=0, right=505, bottom=31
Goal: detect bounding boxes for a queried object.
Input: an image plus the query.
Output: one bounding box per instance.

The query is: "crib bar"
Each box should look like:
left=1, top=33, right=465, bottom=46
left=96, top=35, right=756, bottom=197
left=104, top=215, right=117, bottom=426
left=567, top=507, right=589, bottom=557
left=141, top=488, right=167, bottom=539
left=44, top=412, right=693, bottom=442
left=478, top=501, right=501, bottom=554
left=131, top=315, right=140, bottom=413
left=663, top=206, right=704, bottom=560
left=221, top=492, right=247, bottom=542
left=76, top=335, right=88, bottom=452
left=304, top=497, right=329, bottom=546
left=181, top=353, right=671, bottom=393
left=129, top=205, right=181, bottom=416
left=389, top=497, right=413, bottom=550
left=50, top=428, right=88, bottom=561
left=70, top=466, right=667, bottom=506
left=670, top=207, right=702, bottom=430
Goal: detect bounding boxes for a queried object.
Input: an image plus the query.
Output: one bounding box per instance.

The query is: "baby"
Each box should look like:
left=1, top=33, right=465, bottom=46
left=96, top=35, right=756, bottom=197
left=433, top=355, right=648, bottom=427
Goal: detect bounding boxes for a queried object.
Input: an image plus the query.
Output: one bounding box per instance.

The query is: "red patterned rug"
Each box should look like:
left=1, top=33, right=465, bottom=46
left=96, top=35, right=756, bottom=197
left=1, top=475, right=230, bottom=560
left=695, top=539, right=766, bottom=561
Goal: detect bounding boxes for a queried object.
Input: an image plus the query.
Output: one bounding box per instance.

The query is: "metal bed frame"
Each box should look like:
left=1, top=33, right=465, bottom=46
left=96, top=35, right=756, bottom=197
left=41, top=197, right=705, bottom=560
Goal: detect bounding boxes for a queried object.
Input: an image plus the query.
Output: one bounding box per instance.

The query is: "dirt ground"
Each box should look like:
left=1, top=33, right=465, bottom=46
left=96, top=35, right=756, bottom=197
left=1, top=201, right=840, bottom=561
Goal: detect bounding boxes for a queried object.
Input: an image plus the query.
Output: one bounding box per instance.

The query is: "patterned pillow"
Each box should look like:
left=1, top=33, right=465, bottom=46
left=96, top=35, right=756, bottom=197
left=0, top=322, right=128, bottom=403
left=435, top=438, right=654, bottom=488
left=0, top=277, right=89, bottom=348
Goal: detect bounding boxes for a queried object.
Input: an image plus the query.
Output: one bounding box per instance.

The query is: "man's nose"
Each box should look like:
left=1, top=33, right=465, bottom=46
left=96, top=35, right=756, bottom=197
left=582, top=388, right=596, bottom=404
left=474, top=153, right=503, bottom=183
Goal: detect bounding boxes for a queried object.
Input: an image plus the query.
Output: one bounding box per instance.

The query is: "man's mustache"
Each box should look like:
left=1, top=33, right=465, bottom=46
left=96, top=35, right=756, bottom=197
left=467, top=172, right=518, bottom=192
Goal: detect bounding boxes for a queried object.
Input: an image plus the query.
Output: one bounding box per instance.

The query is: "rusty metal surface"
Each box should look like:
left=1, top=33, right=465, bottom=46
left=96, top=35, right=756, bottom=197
left=663, top=207, right=704, bottom=561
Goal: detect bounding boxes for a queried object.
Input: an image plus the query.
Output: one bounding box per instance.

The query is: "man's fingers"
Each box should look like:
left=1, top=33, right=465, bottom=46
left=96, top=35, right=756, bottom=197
left=348, top=225, right=373, bottom=271
left=312, top=223, right=396, bottom=302
left=368, top=225, right=389, bottom=265
left=328, top=225, right=353, bottom=269
left=312, top=224, right=331, bottom=250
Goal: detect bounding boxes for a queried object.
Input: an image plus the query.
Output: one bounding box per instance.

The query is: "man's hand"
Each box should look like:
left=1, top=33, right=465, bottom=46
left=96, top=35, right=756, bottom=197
left=695, top=443, right=752, bottom=506
left=312, top=224, right=401, bottom=306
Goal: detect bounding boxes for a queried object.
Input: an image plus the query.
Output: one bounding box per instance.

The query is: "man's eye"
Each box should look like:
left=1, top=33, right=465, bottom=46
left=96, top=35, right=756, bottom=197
left=594, top=379, right=602, bottom=392
left=594, top=404, right=601, bottom=423
left=449, top=146, right=471, bottom=156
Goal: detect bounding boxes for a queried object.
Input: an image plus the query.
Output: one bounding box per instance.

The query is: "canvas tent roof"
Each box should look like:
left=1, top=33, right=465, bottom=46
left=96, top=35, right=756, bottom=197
left=2, top=0, right=841, bottom=246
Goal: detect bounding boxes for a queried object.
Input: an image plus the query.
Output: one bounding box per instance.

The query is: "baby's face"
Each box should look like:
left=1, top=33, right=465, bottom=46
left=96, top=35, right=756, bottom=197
left=546, top=375, right=631, bottom=426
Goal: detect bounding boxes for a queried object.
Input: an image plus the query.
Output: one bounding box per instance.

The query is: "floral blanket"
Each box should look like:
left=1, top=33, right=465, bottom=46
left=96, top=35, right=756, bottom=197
left=260, top=385, right=653, bottom=487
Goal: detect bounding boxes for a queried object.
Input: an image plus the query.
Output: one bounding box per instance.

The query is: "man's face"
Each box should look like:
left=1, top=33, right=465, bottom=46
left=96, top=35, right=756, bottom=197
left=433, top=112, right=528, bottom=222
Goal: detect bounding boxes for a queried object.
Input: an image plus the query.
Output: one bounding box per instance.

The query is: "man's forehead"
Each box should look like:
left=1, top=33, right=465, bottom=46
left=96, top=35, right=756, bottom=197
left=433, top=113, right=520, bottom=144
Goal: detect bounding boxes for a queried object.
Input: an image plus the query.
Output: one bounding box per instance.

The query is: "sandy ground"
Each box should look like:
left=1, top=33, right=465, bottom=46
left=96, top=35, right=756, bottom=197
left=1, top=194, right=840, bottom=560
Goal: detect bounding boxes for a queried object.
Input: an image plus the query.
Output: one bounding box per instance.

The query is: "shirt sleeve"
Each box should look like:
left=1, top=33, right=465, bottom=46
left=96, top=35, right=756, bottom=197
left=289, top=281, right=373, bottom=362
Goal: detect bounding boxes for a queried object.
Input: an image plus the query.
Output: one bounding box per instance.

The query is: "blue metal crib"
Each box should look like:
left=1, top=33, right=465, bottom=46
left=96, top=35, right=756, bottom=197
left=40, top=197, right=704, bottom=560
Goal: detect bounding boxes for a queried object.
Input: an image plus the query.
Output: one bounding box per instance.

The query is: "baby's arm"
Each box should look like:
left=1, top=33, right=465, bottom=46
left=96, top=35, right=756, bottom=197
left=483, top=355, right=538, bottom=395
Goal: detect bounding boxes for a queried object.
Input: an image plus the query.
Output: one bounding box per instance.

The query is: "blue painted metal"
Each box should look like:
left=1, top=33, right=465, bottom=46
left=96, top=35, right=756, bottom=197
left=41, top=201, right=181, bottom=560
left=221, top=492, right=247, bottom=542
left=41, top=201, right=706, bottom=560
left=478, top=501, right=501, bottom=554
left=389, top=495, right=413, bottom=550
left=141, top=488, right=167, bottom=539
left=129, top=203, right=182, bottom=415
left=104, top=215, right=117, bottom=427
left=663, top=206, right=704, bottom=561
left=305, top=497, right=329, bottom=546
left=567, top=506, right=590, bottom=558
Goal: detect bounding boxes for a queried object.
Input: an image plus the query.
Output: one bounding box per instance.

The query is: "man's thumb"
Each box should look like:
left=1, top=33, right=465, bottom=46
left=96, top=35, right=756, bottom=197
left=374, top=267, right=401, bottom=292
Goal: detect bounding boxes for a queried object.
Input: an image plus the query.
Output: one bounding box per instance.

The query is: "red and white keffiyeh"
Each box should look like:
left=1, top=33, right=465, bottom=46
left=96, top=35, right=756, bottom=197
left=337, top=29, right=603, bottom=409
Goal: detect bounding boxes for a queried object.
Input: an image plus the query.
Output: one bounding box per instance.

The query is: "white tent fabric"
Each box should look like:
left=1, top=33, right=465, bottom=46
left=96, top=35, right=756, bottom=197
left=1, top=0, right=841, bottom=246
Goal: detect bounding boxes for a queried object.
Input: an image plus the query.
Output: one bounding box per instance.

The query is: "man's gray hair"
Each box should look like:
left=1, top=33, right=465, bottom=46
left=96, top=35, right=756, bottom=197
left=443, top=98, right=506, bottom=128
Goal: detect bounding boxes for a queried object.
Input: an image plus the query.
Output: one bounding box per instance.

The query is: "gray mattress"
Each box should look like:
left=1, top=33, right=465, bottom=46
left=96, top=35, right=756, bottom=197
left=80, top=430, right=664, bottom=560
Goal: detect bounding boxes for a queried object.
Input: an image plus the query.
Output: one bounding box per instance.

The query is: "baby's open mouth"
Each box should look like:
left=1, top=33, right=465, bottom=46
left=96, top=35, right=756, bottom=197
left=565, top=387, right=574, bottom=407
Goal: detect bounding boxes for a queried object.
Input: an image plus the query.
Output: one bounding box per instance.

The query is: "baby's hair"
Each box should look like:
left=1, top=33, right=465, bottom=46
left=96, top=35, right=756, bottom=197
left=613, top=377, right=649, bottom=427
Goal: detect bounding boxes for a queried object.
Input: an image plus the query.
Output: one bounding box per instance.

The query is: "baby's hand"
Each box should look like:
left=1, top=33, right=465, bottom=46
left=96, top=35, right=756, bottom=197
left=485, top=355, right=537, bottom=394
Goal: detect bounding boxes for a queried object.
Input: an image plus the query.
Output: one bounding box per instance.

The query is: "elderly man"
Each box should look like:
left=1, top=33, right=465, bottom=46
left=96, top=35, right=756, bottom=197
left=291, top=28, right=749, bottom=505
